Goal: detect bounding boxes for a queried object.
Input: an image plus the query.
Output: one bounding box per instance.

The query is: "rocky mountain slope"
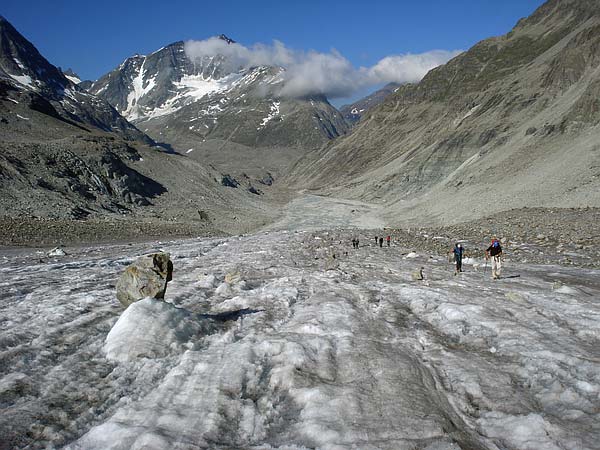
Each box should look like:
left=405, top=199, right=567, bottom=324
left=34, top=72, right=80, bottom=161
left=0, top=16, right=152, bottom=144
left=288, top=0, right=600, bottom=226
left=0, top=17, right=278, bottom=239
left=89, top=37, right=349, bottom=178
left=339, top=82, right=401, bottom=125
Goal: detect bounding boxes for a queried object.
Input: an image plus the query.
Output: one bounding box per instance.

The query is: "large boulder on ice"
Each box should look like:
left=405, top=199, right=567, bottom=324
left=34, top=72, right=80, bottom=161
left=116, top=252, right=173, bottom=307
left=104, top=298, right=208, bottom=362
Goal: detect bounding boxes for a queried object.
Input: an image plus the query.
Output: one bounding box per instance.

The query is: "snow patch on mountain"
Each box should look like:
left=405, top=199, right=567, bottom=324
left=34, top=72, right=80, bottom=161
left=176, top=72, right=241, bottom=101
left=124, top=60, right=157, bottom=120
left=454, top=104, right=481, bottom=128
left=65, top=74, right=82, bottom=85
left=9, top=73, right=34, bottom=88
left=258, top=101, right=281, bottom=129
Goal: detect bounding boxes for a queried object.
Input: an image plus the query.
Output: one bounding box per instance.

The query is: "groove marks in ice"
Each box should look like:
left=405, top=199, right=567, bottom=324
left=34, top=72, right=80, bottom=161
left=0, top=252, right=138, bottom=448
left=1, top=231, right=600, bottom=449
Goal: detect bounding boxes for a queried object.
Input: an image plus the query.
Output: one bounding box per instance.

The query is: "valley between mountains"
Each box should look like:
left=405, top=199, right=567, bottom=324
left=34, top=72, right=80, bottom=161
left=1, top=1, right=600, bottom=449
left=2, top=1, right=600, bottom=249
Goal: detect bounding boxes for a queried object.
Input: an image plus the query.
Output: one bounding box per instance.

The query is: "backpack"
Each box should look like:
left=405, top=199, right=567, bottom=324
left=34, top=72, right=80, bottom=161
left=490, top=240, right=502, bottom=256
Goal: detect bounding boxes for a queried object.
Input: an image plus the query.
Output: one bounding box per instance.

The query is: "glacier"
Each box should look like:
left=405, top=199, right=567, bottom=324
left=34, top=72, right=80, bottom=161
left=0, top=229, right=599, bottom=449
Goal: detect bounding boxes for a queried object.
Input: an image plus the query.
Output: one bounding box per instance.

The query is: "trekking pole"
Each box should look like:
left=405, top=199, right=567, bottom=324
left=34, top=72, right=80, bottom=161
left=484, top=256, right=488, bottom=274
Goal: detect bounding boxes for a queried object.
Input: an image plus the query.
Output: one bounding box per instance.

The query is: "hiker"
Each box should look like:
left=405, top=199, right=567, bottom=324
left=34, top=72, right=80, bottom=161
left=351, top=238, right=356, bottom=249
left=374, top=236, right=378, bottom=245
left=386, top=235, right=391, bottom=247
left=356, top=237, right=360, bottom=249
left=485, top=237, right=503, bottom=279
left=452, top=243, right=464, bottom=275
left=379, top=237, right=383, bottom=247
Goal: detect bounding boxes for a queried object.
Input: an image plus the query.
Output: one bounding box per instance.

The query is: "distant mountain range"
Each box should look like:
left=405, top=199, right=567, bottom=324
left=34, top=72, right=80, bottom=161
left=0, top=16, right=264, bottom=228
left=339, top=82, right=401, bottom=125
left=2, top=0, right=600, bottom=233
left=287, top=0, right=600, bottom=225
left=89, top=37, right=349, bottom=154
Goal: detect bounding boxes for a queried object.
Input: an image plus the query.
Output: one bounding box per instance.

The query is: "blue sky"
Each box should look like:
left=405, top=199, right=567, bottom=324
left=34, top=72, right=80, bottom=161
left=2, top=0, right=545, bottom=104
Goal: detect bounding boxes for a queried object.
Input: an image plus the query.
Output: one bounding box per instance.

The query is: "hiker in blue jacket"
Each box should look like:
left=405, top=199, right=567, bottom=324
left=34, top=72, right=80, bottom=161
left=452, top=243, right=464, bottom=275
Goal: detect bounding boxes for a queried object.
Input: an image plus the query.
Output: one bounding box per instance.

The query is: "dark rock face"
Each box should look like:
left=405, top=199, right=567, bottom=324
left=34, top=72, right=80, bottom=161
left=90, top=40, right=349, bottom=151
left=0, top=16, right=175, bottom=222
left=259, top=172, right=274, bottom=186
left=0, top=136, right=167, bottom=217
left=62, top=68, right=82, bottom=84
left=0, top=15, right=153, bottom=143
left=0, top=15, right=69, bottom=99
left=78, top=80, right=93, bottom=91
left=221, top=174, right=239, bottom=188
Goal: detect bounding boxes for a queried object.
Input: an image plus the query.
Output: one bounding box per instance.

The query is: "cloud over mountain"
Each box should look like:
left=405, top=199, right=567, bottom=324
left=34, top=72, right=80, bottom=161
left=184, top=38, right=461, bottom=98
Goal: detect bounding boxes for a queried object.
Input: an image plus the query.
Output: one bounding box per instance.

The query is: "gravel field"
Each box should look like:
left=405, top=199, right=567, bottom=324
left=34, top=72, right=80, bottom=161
left=2, top=204, right=598, bottom=269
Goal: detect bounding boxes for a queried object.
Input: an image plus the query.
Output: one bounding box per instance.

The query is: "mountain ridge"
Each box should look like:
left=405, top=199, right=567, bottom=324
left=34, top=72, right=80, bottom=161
left=286, top=0, right=600, bottom=226
left=339, top=82, right=402, bottom=125
left=0, top=15, right=154, bottom=143
left=90, top=38, right=349, bottom=153
left=0, top=17, right=278, bottom=234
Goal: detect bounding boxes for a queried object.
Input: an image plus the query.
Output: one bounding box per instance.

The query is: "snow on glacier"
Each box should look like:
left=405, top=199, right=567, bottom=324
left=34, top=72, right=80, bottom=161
left=0, top=231, right=599, bottom=449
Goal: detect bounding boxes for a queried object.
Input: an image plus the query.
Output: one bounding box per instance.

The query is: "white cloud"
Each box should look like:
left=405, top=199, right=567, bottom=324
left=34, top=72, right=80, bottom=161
left=367, top=50, right=463, bottom=84
left=184, top=38, right=462, bottom=99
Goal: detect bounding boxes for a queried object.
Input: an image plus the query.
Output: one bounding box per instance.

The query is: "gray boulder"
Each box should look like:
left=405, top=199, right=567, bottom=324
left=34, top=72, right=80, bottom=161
left=116, top=253, right=173, bottom=307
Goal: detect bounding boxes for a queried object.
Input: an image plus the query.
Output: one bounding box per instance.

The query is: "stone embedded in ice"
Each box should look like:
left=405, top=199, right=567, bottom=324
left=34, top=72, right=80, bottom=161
left=116, top=253, right=173, bottom=307
left=505, top=292, right=524, bottom=302
left=47, top=247, right=67, bottom=257
left=0, top=372, right=35, bottom=399
left=411, top=267, right=424, bottom=281
left=324, top=255, right=339, bottom=271
left=224, top=271, right=242, bottom=284
left=554, top=285, right=579, bottom=295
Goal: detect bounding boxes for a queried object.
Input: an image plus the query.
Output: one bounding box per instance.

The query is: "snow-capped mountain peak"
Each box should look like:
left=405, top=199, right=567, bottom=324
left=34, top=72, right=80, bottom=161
left=218, top=33, right=235, bottom=44
left=91, top=41, right=240, bottom=121
left=91, top=39, right=348, bottom=150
